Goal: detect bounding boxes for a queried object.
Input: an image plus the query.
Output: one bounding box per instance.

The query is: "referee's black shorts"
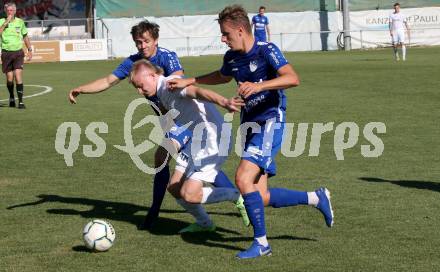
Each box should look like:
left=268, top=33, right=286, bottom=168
left=1, top=49, right=25, bottom=73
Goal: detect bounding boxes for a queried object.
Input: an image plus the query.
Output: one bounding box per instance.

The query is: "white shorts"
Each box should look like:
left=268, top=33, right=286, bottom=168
left=175, top=136, right=227, bottom=183
left=392, top=29, right=405, bottom=44
left=175, top=150, right=189, bottom=173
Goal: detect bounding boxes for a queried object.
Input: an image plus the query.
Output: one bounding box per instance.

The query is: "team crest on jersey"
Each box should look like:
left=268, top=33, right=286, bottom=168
left=266, top=157, right=272, bottom=168
left=249, top=60, right=258, bottom=72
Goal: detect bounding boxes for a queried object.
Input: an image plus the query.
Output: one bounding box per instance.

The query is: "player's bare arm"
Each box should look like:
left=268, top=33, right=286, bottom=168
left=238, top=64, right=300, bottom=99
left=405, top=21, right=410, bottom=37
left=23, top=36, right=32, bottom=61
left=170, top=70, right=184, bottom=76
left=266, top=25, right=271, bottom=41
left=167, top=70, right=232, bottom=90
left=184, top=85, right=244, bottom=112
left=68, top=74, right=120, bottom=104
left=389, top=21, right=393, bottom=36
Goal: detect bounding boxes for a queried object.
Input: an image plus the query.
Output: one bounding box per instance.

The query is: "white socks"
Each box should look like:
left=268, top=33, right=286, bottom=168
left=307, top=192, right=319, bottom=206
left=201, top=187, right=240, bottom=204
left=176, top=199, right=213, bottom=227
left=402, top=45, right=406, bottom=61
left=393, top=46, right=407, bottom=61
left=393, top=47, right=399, bottom=60
left=256, top=235, right=269, bottom=247
left=175, top=187, right=240, bottom=227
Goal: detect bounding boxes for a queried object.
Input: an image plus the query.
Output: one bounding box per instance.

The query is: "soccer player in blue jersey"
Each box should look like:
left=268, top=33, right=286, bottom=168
left=168, top=5, right=334, bottom=259
left=252, top=6, right=270, bottom=42
left=68, top=20, right=246, bottom=232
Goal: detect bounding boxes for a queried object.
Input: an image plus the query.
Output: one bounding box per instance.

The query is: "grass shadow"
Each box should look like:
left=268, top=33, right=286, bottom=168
left=7, top=194, right=170, bottom=227
left=72, top=245, right=92, bottom=253
left=6, top=194, right=242, bottom=236
left=180, top=232, right=317, bottom=251
left=7, top=194, right=313, bottom=252
left=359, top=177, right=440, bottom=193
left=353, top=58, right=388, bottom=62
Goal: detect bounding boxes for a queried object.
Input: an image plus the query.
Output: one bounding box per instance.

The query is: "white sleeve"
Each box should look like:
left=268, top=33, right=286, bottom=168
left=158, top=86, right=186, bottom=107
left=179, top=87, right=188, bottom=97
left=156, top=87, right=169, bottom=107
left=160, top=77, right=188, bottom=104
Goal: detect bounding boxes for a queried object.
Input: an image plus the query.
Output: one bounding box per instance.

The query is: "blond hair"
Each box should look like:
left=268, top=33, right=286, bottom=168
left=129, top=59, right=164, bottom=84
left=4, top=2, right=16, bottom=9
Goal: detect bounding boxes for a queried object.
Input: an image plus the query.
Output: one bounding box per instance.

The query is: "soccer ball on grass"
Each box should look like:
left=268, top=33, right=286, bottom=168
left=82, top=219, right=116, bottom=252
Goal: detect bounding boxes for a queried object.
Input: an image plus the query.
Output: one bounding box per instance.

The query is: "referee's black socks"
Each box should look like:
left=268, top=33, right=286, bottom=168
left=16, top=83, right=24, bottom=103
left=7, top=81, right=14, bottom=99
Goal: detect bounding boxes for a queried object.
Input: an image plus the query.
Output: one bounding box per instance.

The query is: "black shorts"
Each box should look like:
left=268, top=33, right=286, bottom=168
left=1, top=49, right=25, bottom=73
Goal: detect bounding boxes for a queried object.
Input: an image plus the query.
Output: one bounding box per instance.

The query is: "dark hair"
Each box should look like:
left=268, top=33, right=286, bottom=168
left=217, top=5, right=252, bottom=34
left=394, top=2, right=400, bottom=7
left=131, top=20, right=160, bottom=40
left=259, top=6, right=266, bottom=10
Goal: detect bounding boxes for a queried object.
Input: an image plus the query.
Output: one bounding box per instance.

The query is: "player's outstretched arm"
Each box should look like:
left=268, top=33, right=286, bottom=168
left=266, top=25, right=271, bottom=42
left=238, top=64, right=300, bottom=99
left=184, top=85, right=244, bottom=112
left=23, top=36, right=32, bottom=61
left=405, top=21, right=410, bottom=38
left=167, top=70, right=232, bottom=90
left=389, top=20, right=393, bottom=36
left=68, top=74, right=120, bottom=104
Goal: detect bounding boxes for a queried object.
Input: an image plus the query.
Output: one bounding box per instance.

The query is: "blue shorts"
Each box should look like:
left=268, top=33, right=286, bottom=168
left=166, top=123, right=191, bottom=151
left=255, top=32, right=267, bottom=42
left=242, top=118, right=284, bottom=177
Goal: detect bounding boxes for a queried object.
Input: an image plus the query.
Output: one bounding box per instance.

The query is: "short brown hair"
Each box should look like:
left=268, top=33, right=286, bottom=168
left=217, top=5, right=252, bottom=34
left=129, top=59, right=164, bottom=84
left=394, top=2, right=400, bottom=7
left=131, top=20, right=160, bottom=40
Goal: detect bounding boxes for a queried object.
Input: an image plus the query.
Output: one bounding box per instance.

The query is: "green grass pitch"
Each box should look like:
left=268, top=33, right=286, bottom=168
left=0, top=47, right=439, bottom=271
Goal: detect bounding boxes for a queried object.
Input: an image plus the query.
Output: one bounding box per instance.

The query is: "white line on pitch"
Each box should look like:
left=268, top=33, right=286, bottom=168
left=0, top=85, right=53, bottom=102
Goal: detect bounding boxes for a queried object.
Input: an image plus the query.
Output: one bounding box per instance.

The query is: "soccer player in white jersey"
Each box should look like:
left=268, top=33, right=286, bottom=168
left=129, top=59, right=246, bottom=232
left=389, top=3, right=409, bottom=61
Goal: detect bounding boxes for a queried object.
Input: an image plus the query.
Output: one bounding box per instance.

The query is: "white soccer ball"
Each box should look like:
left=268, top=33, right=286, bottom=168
left=82, top=219, right=116, bottom=252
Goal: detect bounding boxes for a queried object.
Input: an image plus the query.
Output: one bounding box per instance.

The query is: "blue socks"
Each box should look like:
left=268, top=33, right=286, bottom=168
left=213, top=170, right=235, bottom=188
left=141, top=165, right=170, bottom=229
left=268, top=188, right=308, bottom=208
left=243, top=191, right=266, bottom=238
left=148, top=165, right=170, bottom=216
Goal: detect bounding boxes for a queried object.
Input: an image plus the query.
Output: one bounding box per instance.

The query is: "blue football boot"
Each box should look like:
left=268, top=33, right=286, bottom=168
left=315, top=187, right=334, bottom=227
left=236, top=240, right=272, bottom=259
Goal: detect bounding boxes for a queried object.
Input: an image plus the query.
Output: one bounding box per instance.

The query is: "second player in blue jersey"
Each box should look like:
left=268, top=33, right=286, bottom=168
left=168, top=5, right=334, bottom=259
left=252, top=6, right=270, bottom=42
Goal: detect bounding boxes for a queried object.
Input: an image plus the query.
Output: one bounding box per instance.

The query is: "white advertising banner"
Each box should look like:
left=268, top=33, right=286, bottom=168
left=97, top=7, right=440, bottom=57
left=98, top=15, right=233, bottom=57
left=59, top=39, right=108, bottom=61
left=98, top=11, right=340, bottom=57
left=349, top=7, right=440, bottom=48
